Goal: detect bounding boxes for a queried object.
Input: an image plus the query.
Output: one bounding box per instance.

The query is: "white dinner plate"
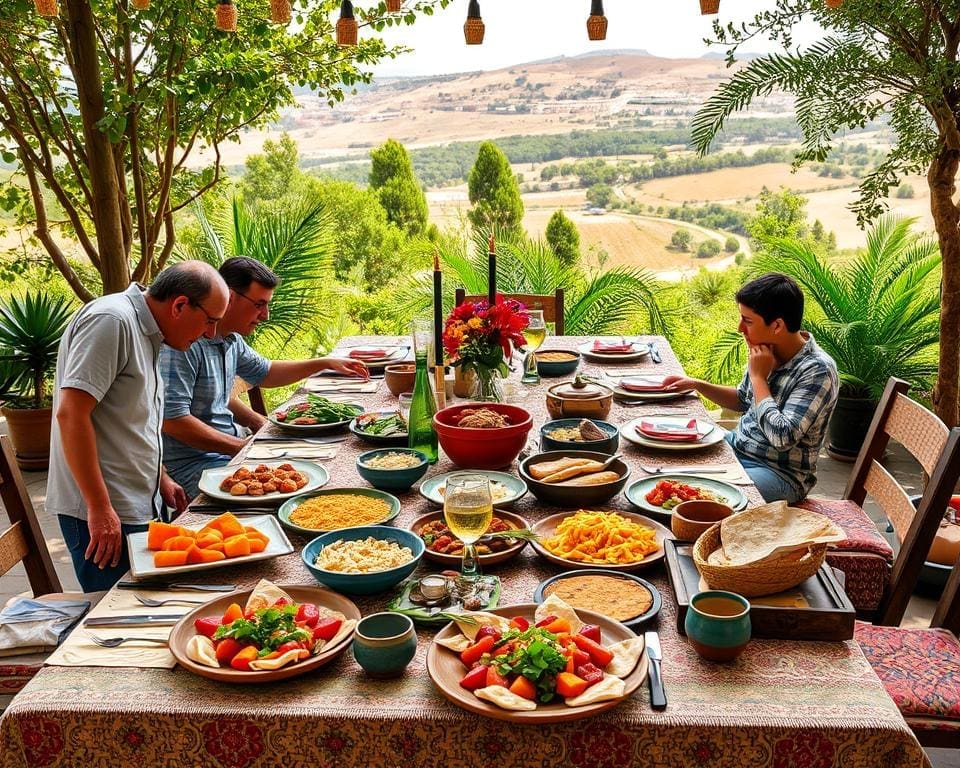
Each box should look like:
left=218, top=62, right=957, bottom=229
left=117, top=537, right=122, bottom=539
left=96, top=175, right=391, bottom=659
left=578, top=339, right=651, bottom=362
left=197, top=460, right=329, bottom=505
left=621, top=417, right=727, bottom=451
left=127, top=514, right=294, bottom=578
left=613, top=385, right=696, bottom=402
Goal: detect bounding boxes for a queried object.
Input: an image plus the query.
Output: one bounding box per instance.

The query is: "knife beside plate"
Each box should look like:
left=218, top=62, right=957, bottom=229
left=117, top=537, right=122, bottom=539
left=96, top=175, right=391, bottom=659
left=84, top=614, right=185, bottom=627
left=116, top=581, right=236, bottom=592
left=644, top=630, right=667, bottom=710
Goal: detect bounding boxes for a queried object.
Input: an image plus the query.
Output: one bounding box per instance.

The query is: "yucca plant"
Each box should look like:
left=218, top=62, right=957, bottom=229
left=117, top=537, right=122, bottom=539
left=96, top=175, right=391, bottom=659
left=0, top=291, right=75, bottom=408
left=706, top=216, right=941, bottom=401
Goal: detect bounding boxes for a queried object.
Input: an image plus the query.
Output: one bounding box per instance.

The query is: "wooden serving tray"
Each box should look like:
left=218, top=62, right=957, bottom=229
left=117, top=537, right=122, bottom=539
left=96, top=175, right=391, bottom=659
left=665, top=540, right=856, bottom=641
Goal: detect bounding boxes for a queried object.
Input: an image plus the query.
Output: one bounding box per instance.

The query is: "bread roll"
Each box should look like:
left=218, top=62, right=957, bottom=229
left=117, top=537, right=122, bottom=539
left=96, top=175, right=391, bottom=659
left=528, top=456, right=592, bottom=479
left=555, top=470, right=621, bottom=486
left=540, top=460, right=606, bottom=483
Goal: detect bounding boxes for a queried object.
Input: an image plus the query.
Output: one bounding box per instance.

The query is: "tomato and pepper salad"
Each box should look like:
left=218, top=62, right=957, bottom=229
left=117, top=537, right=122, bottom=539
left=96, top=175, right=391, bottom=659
left=457, top=615, right=613, bottom=703
left=193, top=598, right=344, bottom=671
left=644, top=479, right=720, bottom=510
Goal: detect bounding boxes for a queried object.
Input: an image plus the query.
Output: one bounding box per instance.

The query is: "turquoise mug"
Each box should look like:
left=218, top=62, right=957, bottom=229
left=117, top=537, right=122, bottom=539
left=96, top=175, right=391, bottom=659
left=353, top=612, right=417, bottom=678
left=684, top=590, right=751, bottom=663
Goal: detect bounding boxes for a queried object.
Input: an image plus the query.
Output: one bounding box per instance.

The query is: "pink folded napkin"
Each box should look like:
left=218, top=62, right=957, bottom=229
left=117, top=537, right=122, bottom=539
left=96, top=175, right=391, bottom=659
left=638, top=418, right=700, bottom=441
left=592, top=339, right=634, bottom=353
left=621, top=376, right=667, bottom=392
left=349, top=348, right=388, bottom=360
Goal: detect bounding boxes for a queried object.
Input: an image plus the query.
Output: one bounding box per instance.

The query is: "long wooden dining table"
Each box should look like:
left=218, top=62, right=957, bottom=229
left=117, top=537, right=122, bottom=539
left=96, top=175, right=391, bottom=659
left=0, top=336, right=929, bottom=768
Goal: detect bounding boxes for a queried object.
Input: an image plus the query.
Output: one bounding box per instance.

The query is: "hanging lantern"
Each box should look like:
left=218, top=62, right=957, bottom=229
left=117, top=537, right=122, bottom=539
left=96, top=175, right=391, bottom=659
left=587, top=0, right=607, bottom=41
left=825, top=0, right=843, bottom=7
left=132, top=0, right=150, bottom=9
left=270, top=0, right=291, bottom=23
left=34, top=0, right=58, bottom=17
left=216, top=0, right=237, bottom=31
left=386, top=0, right=402, bottom=11
left=463, top=0, right=484, bottom=45
left=700, top=0, right=720, bottom=14
left=337, top=0, right=358, bottom=46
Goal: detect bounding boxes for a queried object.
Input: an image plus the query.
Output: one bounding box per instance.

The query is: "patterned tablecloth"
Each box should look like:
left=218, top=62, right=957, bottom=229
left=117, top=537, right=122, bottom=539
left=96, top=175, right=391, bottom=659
left=0, top=337, right=928, bottom=768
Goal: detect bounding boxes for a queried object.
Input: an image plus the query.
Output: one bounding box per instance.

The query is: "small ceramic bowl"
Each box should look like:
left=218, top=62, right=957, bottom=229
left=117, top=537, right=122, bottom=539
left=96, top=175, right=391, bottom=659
left=684, top=590, right=751, bottom=663
left=540, top=418, right=619, bottom=455
left=356, top=448, right=429, bottom=492
left=671, top=500, right=735, bottom=542
left=353, top=612, right=417, bottom=678
left=384, top=364, right=416, bottom=396
left=535, top=350, right=581, bottom=377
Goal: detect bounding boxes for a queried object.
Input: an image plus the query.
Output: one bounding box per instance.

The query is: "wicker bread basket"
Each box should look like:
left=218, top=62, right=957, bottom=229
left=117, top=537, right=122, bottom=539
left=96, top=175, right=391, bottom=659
left=692, top=523, right=827, bottom=597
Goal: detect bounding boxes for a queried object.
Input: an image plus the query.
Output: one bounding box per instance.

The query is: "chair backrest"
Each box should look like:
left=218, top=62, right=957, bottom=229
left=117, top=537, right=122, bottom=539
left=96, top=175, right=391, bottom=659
left=230, top=377, right=267, bottom=417
left=454, top=289, right=565, bottom=336
left=0, top=435, right=61, bottom=596
left=845, top=377, right=960, bottom=625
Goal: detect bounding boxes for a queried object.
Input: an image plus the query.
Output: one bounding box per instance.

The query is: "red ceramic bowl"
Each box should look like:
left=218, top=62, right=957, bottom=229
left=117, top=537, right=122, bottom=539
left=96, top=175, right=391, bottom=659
left=433, top=403, right=533, bottom=469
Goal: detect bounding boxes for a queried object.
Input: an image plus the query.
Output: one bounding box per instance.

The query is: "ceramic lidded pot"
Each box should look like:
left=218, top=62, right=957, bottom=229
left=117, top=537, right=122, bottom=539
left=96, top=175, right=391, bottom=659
left=684, top=590, right=751, bottom=663
left=352, top=612, right=417, bottom=678
left=545, top=379, right=613, bottom=420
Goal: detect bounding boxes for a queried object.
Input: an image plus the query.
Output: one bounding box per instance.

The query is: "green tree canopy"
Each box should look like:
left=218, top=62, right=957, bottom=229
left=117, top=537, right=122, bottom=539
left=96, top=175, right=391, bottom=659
left=670, top=228, right=692, bottom=252
left=369, top=139, right=430, bottom=238
left=544, top=210, right=580, bottom=267
left=0, top=0, right=450, bottom=300
left=467, top=141, right=524, bottom=233
left=240, top=133, right=309, bottom=204
left=586, top=183, right=613, bottom=209
left=746, top=188, right=809, bottom=247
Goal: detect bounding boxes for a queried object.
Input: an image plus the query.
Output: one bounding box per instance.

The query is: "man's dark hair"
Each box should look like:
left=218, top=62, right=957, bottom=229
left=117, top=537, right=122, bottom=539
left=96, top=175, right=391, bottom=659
left=735, top=273, right=804, bottom=332
left=219, top=257, right=280, bottom=293
left=147, top=262, right=217, bottom=303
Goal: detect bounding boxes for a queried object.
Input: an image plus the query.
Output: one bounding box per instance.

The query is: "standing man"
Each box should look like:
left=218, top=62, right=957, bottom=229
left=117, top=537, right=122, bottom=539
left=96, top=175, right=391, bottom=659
left=47, top=262, right=229, bottom=591
left=160, top=256, right=368, bottom=497
left=662, top=273, right=838, bottom=503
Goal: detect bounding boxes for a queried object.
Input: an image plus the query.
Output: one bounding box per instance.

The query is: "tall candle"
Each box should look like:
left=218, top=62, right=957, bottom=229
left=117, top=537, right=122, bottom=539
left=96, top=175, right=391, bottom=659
left=487, top=233, right=496, bottom=305
left=433, top=251, right=443, bottom=369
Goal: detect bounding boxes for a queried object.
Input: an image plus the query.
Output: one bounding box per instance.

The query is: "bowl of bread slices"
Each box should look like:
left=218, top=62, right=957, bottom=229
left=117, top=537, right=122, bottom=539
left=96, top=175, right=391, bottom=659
left=518, top=450, right=631, bottom=507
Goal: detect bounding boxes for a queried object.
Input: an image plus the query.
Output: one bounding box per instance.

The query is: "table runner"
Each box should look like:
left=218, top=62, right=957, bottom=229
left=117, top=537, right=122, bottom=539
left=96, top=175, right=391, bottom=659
left=0, top=336, right=928, bottom=768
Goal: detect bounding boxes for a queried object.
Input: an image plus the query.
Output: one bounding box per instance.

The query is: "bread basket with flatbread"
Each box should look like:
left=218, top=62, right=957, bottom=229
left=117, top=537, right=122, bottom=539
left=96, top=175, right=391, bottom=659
left=692, top=501, right=845, bottom=597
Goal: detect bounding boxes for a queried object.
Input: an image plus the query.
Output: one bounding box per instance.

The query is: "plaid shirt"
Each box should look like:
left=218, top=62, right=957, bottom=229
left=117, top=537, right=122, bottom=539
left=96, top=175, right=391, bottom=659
left=730, top=333, right=838, bottom=497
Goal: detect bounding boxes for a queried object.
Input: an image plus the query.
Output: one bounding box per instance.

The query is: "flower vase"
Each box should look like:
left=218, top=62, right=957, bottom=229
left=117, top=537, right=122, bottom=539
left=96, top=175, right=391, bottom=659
left=470, top=365, right=504, bottom=403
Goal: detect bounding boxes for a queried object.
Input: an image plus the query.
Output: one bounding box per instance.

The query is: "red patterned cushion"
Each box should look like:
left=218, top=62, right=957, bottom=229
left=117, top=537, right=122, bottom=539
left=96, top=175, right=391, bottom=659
left=826, top=551, right=888, bottom=613
left=0, top=653, right=45, bottom=695
left=796, top=498, right=894, bottom=559
left=856, top=621, right=960, bottom=722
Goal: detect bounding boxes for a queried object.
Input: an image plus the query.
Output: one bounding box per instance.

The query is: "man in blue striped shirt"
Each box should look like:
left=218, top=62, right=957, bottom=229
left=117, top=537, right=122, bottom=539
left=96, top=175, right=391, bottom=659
left=663, top=273, right=838, bottom=503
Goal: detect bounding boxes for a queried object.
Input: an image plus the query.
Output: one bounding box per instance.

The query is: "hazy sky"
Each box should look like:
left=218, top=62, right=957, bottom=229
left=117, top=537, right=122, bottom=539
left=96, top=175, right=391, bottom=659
left=373, top=1, right=825, bottom=77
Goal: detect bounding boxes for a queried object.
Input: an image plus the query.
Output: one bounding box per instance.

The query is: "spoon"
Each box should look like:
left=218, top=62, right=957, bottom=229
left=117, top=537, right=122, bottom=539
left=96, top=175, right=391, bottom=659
left=599, top=453, right=623, bottom=470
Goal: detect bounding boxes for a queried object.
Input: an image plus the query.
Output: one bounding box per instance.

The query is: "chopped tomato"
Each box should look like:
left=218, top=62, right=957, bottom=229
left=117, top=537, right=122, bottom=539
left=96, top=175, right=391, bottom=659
left=229, top=645, right=259, bottom=671
left=295, top=603, right=320, bottom=628
left=509, top=675, right=537, bottom=700
left=475, top=625, right=502, bottom=643
left=508, top=616, right=529, bottom=632
left=460, top=635, right=495, bottom=666
left=485, top=666, right=510, bottom=688
left=534, top=615, right=558, bottom=628
left=579, top=623, right=601, bottom=643
left=541, top=617, right=572, bottom=635
left=555, top=672, right=589, bottom=699
left=214, top=637, right=244, bottom=665
left=572, top=633, right=614, bottom=668
left=193, top=616, right=220, bottom=639
left=459, top=665, right=489, bottom=691
left=312, top=617, right=343, bottom=642
left=576, top=662, right=605, bottom=687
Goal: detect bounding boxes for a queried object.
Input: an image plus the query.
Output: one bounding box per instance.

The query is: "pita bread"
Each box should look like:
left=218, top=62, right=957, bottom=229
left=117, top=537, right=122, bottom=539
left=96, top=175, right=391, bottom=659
left=715, top=502, right=845, bottom=566
left=564, top=674, right=625, bottom=706
left=534, top=594, right=584, bottom=634
left=317, top=618, right=356, bottom=652
left=605, top=636, right=645, bottom=677
left=248, top=649, right=302, bottom=671
left=453, top=612, right=513, bottom=641
left=475, top=686, right=537, bottom=711
left=185, top=635, right=219, bottom=668
left=244, top=580, right=293, bottom=613
left=435, top=634, right=473, bottom=653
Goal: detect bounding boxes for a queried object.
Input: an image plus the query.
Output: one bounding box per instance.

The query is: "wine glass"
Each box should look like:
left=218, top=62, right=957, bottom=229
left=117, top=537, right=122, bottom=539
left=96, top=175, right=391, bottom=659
left=521, top=310, right=547, bottom=385
left=442, top=473, right=493, bottom=596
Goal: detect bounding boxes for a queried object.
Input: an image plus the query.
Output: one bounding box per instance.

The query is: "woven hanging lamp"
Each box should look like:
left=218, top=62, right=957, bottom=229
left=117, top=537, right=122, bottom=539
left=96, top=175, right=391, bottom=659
left=587, top=0, right=607, bottom=41
left=132, top=0, right=150, bottom=9
left=464, top=0, right=484, bottom=45
left=700, top=0, right=720, bottom=14
left=34, top=0, right=58, bottom=17
left=825, top=0, right=843, bottom=7
left=386, top=0, right=402, bottom=11
left=216, top=0, right=237, bottom=31
left=270, top=0, right=291, bottom=23
left=337, top=0, right=358, bottom=46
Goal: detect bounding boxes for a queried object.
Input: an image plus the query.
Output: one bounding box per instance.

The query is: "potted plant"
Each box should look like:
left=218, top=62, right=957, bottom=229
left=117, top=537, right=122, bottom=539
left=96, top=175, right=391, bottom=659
left=0, top=291, right=75, bottom=470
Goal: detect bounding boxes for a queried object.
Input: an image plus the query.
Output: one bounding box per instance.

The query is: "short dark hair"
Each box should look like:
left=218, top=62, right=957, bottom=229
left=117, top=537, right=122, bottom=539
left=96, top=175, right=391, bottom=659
left=147, top=261, right=218, bottom=303
left=735, top=273, right=804, bottom=332
left=219, top=257, right=280, bottom=293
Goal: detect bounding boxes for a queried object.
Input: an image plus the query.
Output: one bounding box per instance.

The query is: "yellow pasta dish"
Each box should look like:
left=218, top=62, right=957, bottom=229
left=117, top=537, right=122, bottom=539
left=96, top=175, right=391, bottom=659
left=541, top=510, right=660, bottom=564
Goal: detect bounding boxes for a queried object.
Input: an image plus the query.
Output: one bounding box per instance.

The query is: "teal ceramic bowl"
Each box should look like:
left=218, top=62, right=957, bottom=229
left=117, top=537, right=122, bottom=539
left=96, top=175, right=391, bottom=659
left=356, top=449, right=429, bottom=492
left=684, top=590, right=751, bottom=663
left=302, top=525, right=425, bottom=595
left=278, top=488, right=401, bottom=535
left=353, top=612, right=418, bottom=678
left=535, top=350, right=581, bottom=377
left=540, top=418, right=620, bottom=455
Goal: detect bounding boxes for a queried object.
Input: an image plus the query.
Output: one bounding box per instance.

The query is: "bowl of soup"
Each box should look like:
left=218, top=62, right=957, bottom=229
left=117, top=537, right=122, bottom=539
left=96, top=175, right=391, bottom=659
left=535, top=350, right=581, bottom=377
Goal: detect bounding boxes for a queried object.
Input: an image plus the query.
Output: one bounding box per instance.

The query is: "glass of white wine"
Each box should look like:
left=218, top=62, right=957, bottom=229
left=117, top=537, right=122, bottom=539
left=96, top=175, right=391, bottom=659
left=442, top=473, right=493, bottom=596
left=521, top=309, right=547, bottom=385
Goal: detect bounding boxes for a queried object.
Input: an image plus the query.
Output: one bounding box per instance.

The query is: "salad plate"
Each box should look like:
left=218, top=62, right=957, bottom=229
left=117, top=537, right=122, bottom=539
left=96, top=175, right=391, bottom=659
left=625, top=474, right=748, bottom=522
left=268, top=397, right=364, bottom=435
left=427, top=603, right=648, bottom=723
left=349, top=409, right=408, bottom=447
left=197, top=460, right=329, bottom=505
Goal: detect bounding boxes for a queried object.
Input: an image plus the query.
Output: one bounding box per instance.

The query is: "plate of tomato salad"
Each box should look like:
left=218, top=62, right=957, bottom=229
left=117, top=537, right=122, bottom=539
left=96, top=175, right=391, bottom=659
left=168, top=584, right=361, bottom=684
left=426, top=603, right=648, bottom=722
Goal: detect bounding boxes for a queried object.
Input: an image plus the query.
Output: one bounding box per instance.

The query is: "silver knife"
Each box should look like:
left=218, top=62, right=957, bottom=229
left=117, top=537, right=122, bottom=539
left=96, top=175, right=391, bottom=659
left=644, top=631, right=667, bottom=710
left=116, top=581, right=236, bottom=592
left=84, top=614, right=185, bottom=627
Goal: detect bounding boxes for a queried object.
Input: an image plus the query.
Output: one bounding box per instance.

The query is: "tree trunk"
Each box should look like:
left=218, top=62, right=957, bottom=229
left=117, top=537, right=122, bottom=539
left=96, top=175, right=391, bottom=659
left=64, top=0, right=130, bottom=295
left=929, top=146, right=960, bottom=428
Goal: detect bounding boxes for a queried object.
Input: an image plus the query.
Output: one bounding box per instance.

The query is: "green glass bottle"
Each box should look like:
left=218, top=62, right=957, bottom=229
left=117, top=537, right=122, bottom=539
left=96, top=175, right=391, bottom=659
left=408, top=320, right=439, bottom=463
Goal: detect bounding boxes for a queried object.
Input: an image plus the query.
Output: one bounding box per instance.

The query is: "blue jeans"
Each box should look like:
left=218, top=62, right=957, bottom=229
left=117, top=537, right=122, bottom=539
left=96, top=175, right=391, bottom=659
left=725, top=433, right=804, bottom=504
left=58, top=515, right=150, bottom=592
left=167, top=455, right=232, bottom=500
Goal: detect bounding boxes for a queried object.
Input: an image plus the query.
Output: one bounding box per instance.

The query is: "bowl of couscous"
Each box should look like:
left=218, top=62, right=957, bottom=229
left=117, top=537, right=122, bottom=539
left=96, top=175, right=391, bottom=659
left=356, top=448, right=430, bottom=492
left=301, top=525, right=425, bottom=595
left=278, top=488, right=401, bottom=536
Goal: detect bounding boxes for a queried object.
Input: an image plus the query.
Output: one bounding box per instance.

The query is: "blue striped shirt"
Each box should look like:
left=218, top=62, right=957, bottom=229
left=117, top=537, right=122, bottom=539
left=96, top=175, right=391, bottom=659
left=730, top=333, right=838, bottom=497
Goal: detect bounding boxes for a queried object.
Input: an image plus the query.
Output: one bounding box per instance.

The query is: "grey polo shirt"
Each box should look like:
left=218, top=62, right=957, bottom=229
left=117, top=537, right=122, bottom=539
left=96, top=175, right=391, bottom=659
left=46, top=284, right=165, bottom=525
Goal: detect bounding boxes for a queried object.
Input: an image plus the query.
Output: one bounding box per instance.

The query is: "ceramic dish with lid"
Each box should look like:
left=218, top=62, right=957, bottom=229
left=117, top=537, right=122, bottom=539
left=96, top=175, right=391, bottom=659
left=545, top=379, right=613, bottom=420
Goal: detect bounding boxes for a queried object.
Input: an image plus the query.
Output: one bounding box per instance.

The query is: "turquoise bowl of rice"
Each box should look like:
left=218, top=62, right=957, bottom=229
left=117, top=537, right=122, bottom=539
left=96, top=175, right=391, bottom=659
left=356, top=448, right=430, bottom=492
left=302, top=525, right=425, bottom=595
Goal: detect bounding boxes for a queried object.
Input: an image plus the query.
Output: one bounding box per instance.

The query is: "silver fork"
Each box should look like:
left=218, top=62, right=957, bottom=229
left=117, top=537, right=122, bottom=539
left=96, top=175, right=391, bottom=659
left=636, top=463, right=727, bottom=475
left=134, top=595, right=205, bottom=607
left=88, top=635, right=170, bottom=648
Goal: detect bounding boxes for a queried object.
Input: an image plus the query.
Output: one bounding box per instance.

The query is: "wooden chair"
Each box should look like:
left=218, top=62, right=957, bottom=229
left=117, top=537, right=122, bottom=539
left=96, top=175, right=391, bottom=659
left=229, top=378, right=267, bottom=417
left=454, top=288, right=565, bottom=336
left=0, top=435, right=102, bottom=697
left=796, top=378, right=960, bottom=625
left=855, top=555, right=960, bottom=746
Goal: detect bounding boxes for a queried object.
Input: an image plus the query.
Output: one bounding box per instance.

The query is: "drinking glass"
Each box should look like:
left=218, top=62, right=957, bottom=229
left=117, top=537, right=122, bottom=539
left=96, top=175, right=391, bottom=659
left=442, top=473, right=493, bottom=595
left=521, top=310, right=547, bottom=385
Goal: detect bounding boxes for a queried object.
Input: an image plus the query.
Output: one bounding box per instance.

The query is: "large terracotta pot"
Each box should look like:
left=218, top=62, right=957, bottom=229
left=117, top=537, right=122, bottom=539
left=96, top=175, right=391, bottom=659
left=2, top=405, right=52, bottom=471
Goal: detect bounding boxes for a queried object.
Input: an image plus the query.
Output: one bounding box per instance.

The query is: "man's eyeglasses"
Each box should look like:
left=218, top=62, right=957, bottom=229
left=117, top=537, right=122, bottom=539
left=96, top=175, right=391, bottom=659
left=233, top=290, right=270, bottom=313
left=190, top=301, right=221, bottom=327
